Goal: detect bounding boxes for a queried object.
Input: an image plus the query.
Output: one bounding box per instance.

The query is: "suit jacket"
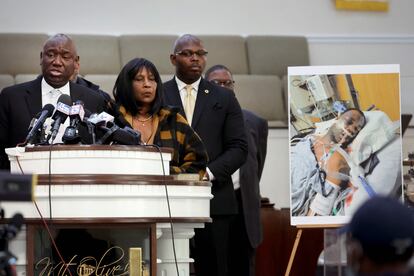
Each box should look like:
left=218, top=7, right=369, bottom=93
left=163, top=78, right=248, bottom=215
left=240, top=109, right=268, bottom=248
left=0, top=76, right=107, bottom=169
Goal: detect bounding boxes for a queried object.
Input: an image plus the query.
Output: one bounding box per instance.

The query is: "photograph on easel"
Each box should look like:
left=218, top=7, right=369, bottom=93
left=288, top=64, right=402, bottom=226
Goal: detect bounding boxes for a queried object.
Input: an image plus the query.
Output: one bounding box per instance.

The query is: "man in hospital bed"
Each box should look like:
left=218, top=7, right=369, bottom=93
left=291, top=109, right=401, bottom=216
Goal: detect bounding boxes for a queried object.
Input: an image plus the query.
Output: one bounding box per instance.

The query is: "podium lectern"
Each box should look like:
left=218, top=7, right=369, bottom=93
left=3, top=145, right=212, bottom=276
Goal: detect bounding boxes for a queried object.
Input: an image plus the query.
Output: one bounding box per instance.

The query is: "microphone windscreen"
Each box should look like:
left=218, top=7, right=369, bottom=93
left=42, top=103, right=55, bottom=117
left=10, top=213, right=24, bottom=231
left=57, top=94, right=72, bottom=106
left=112, top=127, right=141, bottom=145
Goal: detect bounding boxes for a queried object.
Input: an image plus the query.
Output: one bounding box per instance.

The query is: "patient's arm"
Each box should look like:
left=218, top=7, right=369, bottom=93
left=308, top=150, right=350, bottom=216
left=325, top=151, right=350, bottom=186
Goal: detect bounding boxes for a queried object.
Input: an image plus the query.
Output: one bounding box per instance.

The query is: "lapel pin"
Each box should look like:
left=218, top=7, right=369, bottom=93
left=204, top=89, right=209, bottom=94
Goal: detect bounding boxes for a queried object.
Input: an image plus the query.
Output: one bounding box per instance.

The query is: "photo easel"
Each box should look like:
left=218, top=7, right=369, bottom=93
left=284, top=224, right=342, bottom=276
left=287, top=64, right=403, bottom=275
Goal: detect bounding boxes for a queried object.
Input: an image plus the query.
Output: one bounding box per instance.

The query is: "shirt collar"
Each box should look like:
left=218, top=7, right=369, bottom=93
left=175, top=76, right=201, bottom=93
left=41, top=77, right=70, bottom=96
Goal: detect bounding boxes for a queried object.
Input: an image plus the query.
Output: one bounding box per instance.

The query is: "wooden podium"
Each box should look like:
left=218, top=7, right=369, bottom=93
left=3, top=145, right=212, bottom=276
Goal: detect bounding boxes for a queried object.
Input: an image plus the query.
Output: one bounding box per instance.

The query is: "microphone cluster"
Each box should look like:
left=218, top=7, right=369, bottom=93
left=24, top=95, right=141, bottom=146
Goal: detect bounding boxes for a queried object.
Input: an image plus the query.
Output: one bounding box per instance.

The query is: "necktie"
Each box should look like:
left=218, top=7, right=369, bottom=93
left=184, top=85, right=195, bottom=125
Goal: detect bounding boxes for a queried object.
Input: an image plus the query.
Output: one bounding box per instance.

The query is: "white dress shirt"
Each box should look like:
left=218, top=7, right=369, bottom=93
left=175, top=76, right=200, bottom=106
left=231, top=169, right=241, bottom=190
left=41, top=78, right=71, bottom=143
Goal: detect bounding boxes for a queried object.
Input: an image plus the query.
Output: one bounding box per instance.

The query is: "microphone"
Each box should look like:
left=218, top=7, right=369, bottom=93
left=96, top=122, right=141, bottom=145
left=24, top=104, right=55, bottom=145
left=86, top=112, right=141, bottom=145
left=80, top=109, right=98, bottom=144
left=110, top=124, right=142, bottom=145
left=62, top=101, right=85, bottom=144
left=87, top=111, right=114, bottom=126
left=83, top=111, right=141, bottom=145
left=49, top=94, right=72, bottom=143
left=0, top=213, right=24, bottom=241
left=86, top=111, right=114, bottom=144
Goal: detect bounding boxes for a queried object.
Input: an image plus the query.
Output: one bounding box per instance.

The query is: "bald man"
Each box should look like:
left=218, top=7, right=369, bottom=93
left=0, top=34, right=107, bottom=169
left=163, top=34, right=248, bottom=276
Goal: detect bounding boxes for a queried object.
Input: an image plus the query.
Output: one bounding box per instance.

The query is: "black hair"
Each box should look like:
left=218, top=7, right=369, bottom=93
left=204, top=64, right=232, bottom=80
left=113, top=57, right=163, bottom=116
left=340, top=108, right=367, bottom=128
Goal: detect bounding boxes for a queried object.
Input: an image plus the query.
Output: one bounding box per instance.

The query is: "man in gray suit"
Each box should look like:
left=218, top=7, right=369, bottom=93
left=205, top=64, right=268, bottom=276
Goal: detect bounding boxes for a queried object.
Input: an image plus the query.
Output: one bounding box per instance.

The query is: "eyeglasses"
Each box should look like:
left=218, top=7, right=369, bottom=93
left=175, top=49, right=208, bottom=58
left=210, top=79, right=235, bottom=88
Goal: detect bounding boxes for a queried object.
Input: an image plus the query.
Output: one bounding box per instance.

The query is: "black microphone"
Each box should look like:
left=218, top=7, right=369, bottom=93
left=49, top=94, right=72, bottom=143
left=97, top=122, right=141, bottom=145
left=0, top=212, right=24, bottom=276
left=110, top=124, right=141, bottom=145
left=0, top=213, right=24, bottom=241
left=85, top=111, right=141, bottom=145
left=82, top=109, right=99, bottom=144
left=62, top=101, right=85, bottom=144
left=87, top=111, right=114, bottom=143
left=24, top=104, right=55, bottom=145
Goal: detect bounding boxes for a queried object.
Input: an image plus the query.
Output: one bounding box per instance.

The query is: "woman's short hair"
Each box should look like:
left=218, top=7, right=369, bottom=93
left=113, top=57, right=163, bottom=115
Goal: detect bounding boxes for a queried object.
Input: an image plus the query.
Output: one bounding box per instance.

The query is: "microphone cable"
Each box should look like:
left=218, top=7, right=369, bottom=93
left=47, top=143, right=53, bottom=220
left=142, top=144, right=180, bottom=276
left=14, top=141, right=54, bottom=222
left=12, top=157, right=73, bottom=276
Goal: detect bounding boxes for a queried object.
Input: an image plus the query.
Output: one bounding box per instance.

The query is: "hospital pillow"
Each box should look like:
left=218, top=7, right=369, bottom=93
left=349, top=111, right=399, bottom=165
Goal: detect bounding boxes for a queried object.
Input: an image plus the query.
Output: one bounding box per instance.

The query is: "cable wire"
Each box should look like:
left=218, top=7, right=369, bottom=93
left=14, top=158, right=72, bottom=276
left=143, top=144, right=180, bottom=276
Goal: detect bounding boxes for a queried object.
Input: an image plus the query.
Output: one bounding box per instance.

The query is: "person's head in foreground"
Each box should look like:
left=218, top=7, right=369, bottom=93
left=344, top=196, right=414, bottom=275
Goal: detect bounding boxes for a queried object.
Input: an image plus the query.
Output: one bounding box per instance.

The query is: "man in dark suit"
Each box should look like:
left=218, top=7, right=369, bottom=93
left=0, top=34, right=106, bottom=170
left=163, top=34, right=248, bottom=276
left=205, top=64, right=268, bottom=276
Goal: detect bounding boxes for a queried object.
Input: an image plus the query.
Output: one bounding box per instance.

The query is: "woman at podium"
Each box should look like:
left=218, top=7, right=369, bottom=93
left=111, top=57, right=208, bottom=179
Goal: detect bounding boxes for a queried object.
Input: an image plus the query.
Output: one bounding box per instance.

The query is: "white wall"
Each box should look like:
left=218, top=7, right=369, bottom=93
left=1, top=0, right=413, bottom=35
left=2, top=0, right=414, bottom=208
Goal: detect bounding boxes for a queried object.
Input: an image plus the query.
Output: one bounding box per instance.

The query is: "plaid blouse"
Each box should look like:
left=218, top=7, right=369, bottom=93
left=118, top=106, right=208, bottom=178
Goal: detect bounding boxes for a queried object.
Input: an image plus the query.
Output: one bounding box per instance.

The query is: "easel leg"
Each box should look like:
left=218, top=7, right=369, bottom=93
left=284, top=229, right=303, bottom=276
